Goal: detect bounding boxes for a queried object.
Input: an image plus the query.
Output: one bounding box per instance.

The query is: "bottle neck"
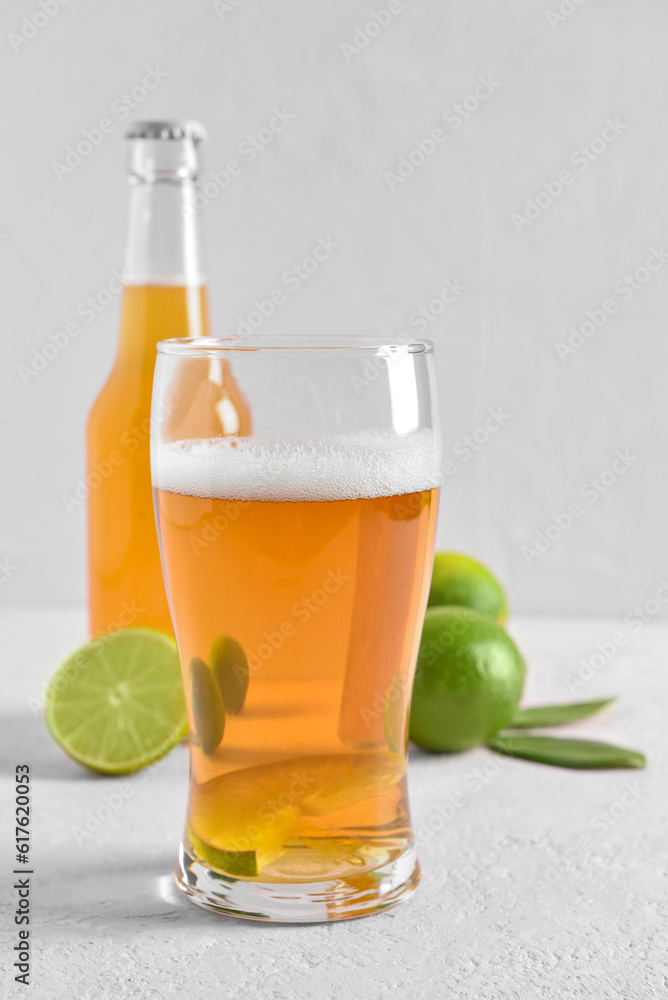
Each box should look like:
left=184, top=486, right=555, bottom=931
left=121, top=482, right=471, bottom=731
left=123, top=178, right=204, bottom=286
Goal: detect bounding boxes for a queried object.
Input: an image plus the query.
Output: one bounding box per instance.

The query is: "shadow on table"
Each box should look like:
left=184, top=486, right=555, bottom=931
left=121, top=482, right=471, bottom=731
left=0, top=712, right=95, bottom=781
left=38, top=854, right=286, bottom=936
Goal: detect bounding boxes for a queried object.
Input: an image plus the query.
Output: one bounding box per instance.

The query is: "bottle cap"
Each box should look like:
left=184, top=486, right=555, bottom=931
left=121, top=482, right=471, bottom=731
left=125, top=120, right=207, bottom=143
left=125, top=121, right=206, bottom=180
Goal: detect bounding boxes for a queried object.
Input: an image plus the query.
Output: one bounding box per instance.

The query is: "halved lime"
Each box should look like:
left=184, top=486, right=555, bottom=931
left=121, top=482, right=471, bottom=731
left=45, top=628, right=188, bottom=774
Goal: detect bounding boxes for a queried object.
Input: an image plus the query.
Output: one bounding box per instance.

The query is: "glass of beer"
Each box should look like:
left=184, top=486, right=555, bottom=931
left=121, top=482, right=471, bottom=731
left=151, top=336, right=441, bottom=922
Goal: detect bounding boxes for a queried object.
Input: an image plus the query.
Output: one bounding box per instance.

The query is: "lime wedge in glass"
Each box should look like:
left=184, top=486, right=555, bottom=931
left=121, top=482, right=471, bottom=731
left=188, top=750, right=405, bottom=878
left=45, top=628, right=188, bottom=774
left=188, top=830, right=260, bottom=878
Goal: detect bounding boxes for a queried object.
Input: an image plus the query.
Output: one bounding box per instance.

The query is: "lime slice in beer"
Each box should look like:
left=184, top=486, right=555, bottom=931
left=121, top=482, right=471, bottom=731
left=45, top=628, right=188, bottom=774
left=300, top=751, right=405, bottom=815
left=188, top=830, right=260, bottom=878
left=188, top=750, right=405, bottom=877
left=188, top=761, right=303, bottom=876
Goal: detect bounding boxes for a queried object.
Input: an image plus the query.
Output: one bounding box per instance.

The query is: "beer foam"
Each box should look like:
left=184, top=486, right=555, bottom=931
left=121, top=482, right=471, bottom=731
left=152, top=431, right=440, bottom=501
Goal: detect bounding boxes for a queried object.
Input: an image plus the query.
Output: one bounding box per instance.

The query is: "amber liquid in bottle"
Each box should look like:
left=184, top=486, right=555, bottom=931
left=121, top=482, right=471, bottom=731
left=87, top=120, right=250, bottom=636
left=87, top=285, right=210, bottom=635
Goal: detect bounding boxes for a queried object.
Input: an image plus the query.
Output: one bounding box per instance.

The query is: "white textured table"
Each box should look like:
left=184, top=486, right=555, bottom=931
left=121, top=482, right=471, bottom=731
left=1, top=609, right=664, bottom=1000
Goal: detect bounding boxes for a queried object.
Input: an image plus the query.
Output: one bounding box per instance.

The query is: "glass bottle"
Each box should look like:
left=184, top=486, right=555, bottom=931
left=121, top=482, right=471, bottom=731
left=86, top=120, right=211, bottom=637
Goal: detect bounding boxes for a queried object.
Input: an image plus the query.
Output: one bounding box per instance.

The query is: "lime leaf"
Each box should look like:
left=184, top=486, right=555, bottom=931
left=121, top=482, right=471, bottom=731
left=509, top=698, right=614, bottom=729
left=210, top=635, right=249, bottom=715
left=190, top=657, right=225, bottom=754
left=489, top=734, right=645, bottom=770
left=45, top=628, right=187, bottom=775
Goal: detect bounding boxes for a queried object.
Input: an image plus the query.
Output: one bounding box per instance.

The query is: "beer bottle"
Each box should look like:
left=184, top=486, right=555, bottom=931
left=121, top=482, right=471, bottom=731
left=87, top=120, right=211, bottom=637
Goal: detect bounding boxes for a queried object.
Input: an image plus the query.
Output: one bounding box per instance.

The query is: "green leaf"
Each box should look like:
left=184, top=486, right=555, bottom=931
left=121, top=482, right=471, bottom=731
left=509, top=698, right=614, bottom=729
left=488, top=734, right=645, bottom=770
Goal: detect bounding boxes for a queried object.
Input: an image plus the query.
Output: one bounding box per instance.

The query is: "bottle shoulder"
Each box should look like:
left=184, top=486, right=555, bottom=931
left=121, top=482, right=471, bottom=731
left=87, top=365, right=148, bottom=434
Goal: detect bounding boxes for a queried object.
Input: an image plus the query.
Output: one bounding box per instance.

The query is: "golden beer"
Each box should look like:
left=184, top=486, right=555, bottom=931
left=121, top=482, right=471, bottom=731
left=154, top=434, right=439, bottom=885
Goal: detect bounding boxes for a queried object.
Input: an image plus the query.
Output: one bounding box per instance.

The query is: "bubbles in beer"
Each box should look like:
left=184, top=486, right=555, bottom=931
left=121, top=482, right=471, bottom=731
left=153, top=430, right=440, bottom=501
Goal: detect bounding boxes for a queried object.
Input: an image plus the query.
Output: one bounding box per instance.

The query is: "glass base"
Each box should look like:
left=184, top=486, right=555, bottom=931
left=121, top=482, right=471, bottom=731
left=174, top=840, right=420, bottom=923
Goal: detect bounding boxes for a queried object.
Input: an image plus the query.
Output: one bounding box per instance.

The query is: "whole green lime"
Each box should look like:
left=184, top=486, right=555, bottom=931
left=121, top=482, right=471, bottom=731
left=410, top=607, right=525, bottom=752
left=428, top=552, right=508, bottom=623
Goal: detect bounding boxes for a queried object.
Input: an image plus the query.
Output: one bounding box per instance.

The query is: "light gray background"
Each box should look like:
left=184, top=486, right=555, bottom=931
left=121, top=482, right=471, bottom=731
left=1, top=0, right=666, bottom=614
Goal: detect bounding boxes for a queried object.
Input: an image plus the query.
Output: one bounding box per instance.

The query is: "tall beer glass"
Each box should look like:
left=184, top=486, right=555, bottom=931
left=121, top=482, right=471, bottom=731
left=151, top=336, right=441, bottom=922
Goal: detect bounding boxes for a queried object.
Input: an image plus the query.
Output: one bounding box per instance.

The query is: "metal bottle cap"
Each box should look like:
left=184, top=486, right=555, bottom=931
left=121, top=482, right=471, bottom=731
left=125, top=120, right=207, bottom=143
left=125, top=120, right=206, bottom=180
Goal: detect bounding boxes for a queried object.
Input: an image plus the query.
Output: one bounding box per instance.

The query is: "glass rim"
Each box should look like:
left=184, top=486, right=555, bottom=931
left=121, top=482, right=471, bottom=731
left=156, top=335, right=435, bottom=357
